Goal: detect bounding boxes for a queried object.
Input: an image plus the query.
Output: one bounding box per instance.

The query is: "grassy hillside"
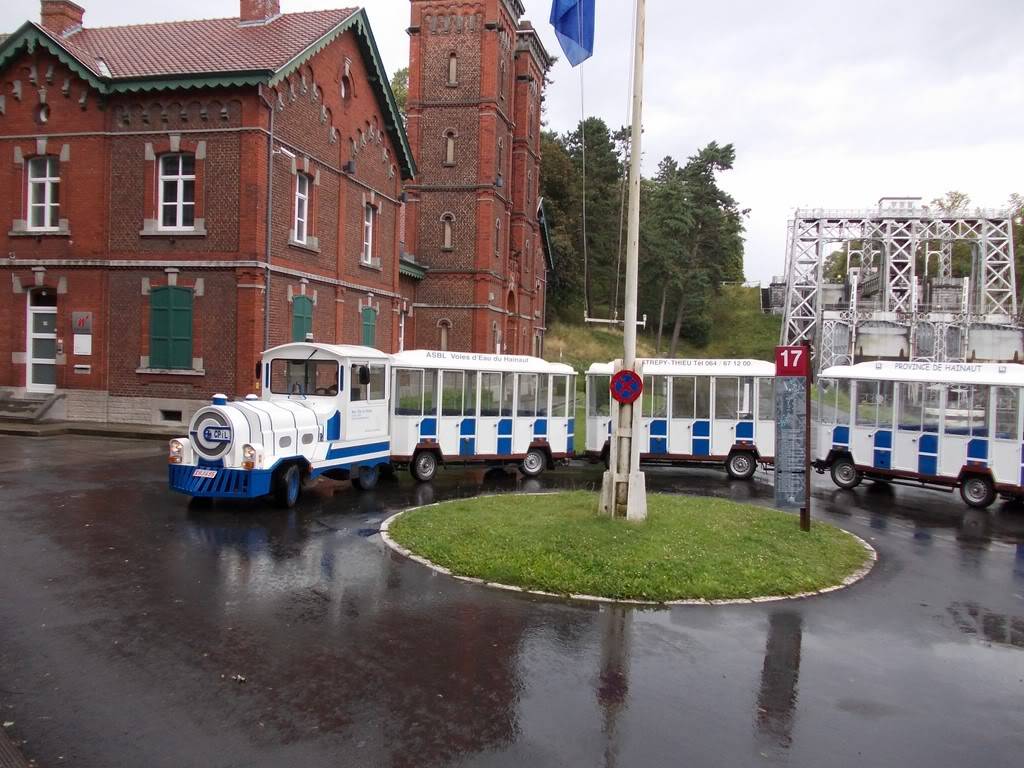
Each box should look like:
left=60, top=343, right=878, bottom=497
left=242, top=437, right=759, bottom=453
left=546, top=285, right=781, bottom=372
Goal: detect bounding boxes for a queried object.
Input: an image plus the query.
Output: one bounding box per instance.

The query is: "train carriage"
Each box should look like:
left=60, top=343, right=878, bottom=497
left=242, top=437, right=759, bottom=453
left=169, top=343, right=392, bottom=507
left=814, top=361, right=1024, bottom=508
left=389, top=350, right=576, bottom=481
left=585, top=358, right=776, bottom=479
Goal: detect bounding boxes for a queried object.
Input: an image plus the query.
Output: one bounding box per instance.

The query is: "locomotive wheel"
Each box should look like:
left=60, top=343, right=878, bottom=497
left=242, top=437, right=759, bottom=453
left=830, top=457, right=861, bottom=490
left=520, top=448, right=546, bottom=478
left=726, top=451, right=757, bottom=481
left=273, top=464, right=301, bottom=508
left=960, top=475, right=995, bottom=509
left=411, top=451, right=438, bottom=483
left=352, top=464, right=379, bottom=491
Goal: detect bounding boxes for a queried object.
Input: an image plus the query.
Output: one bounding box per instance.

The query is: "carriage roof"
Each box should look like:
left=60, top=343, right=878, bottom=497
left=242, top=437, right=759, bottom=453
left=820, top=360, right=1024, bottom=387
left=587, top=358, right=776, bottom=377
left=391, top=349, right=574, bottom=374
left=261, top=342, right=391, bottom=362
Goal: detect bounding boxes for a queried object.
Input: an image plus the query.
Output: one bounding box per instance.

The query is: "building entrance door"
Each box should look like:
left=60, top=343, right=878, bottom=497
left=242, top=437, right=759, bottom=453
left=27, top=290, right=58, bottom=393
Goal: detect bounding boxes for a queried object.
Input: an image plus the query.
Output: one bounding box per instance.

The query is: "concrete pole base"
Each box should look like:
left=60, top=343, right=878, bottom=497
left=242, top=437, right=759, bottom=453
left=599, top=469, right=648, bottom=521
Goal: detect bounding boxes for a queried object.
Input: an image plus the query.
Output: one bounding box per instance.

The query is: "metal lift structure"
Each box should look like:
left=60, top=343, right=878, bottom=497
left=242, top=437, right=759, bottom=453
left=780, top=197, right=1021, bottom=371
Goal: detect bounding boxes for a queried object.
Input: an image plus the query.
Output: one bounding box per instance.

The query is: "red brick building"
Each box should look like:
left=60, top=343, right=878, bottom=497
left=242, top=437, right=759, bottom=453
left=403, top=0, right=552, bottom=355
left=0, top=0, right=422, bottom=424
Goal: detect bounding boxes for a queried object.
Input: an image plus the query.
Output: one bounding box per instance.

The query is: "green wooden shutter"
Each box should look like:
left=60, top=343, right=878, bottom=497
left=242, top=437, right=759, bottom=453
left=361, top=307, right=376, bottom=348
left=292, top=296, right=313, bottom=342
left=150, top=286, right=193, bottom=369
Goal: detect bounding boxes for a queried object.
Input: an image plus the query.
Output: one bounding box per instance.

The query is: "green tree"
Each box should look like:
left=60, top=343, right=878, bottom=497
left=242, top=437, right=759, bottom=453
left=389, top=66, right=408, bottom=124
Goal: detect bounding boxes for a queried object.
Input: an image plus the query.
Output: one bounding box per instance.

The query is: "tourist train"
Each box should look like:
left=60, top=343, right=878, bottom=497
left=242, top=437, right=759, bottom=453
left=168, top=342, right=574, bottom=507
left=168, top=343, right=1024, bottom=510
left=813, top=361, right=1024, bottom=508
left=584, top=358, right=777, bottom=480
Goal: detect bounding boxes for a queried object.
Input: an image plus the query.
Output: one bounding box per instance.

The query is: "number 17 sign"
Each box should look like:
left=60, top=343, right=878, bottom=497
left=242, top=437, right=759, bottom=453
left=774, top=344, right=812, bottom=530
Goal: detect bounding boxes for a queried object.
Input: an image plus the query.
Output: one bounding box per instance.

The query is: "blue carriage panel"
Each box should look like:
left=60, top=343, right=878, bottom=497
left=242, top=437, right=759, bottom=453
left=497, top=418, right=513, bottom=455
left=873, top=430, right=892, bottom=470
left=419, top=417, right=438, bottom=439
left=649, top=418, right=668, bottom=455
left=534, top=418, right=548, bottom=437
left=326, top=411, right=341, bottom=441
left=735, top=421, right=754, bottom=441
left=460, top=418, right=476, bottom=457
left=692, top=419, right=711, bottom=456
left=919, top=433, right=939, bottom=476
left=568, top=417, right=575, bottom=455
left=967, top=438, right=989, bottom=466
left=832, top=425, right=850, bottom=448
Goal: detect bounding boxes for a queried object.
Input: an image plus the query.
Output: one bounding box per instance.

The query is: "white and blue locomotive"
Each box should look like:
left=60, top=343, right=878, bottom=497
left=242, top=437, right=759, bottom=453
left=168, top=343, right=576, bottom=507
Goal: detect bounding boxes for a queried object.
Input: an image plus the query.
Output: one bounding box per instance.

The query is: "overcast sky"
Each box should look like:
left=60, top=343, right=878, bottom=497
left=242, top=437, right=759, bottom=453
left=5, top=0, right=1024, bottom=283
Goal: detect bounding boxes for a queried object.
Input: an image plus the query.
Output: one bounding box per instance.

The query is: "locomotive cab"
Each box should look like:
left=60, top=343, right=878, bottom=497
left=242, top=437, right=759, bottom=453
left=169, top=343, right=391, bottom=507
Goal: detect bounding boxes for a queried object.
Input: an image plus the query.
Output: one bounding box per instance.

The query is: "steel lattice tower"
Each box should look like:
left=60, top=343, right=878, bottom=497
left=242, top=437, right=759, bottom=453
left=780, top=198, right=1019, bottom=370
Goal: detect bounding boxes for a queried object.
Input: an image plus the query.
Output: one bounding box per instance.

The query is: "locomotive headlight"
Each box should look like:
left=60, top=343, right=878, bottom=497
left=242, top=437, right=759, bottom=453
left=242, top=443, right=257, bottom=470
left=168, top=439, right=184, bottom=464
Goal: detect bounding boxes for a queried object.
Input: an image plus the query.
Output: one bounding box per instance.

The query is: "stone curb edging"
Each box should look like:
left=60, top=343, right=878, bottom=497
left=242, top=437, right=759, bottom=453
left=378, top=495, right=879, bottom=608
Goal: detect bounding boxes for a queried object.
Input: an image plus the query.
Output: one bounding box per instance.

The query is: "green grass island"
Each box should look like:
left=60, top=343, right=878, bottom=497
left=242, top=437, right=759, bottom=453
left=386, top=491, right=873, bottom=603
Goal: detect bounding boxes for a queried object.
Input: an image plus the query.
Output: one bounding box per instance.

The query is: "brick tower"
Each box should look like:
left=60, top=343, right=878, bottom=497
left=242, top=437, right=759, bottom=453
left=405, top=0, right=551, bottom=355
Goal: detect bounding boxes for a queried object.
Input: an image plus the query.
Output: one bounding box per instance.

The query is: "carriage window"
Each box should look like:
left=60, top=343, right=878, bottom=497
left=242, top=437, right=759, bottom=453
left=695, top=378, right=711, bottom=419
left=481, top=372, right=502, bottom=416
left=923, top=385, right=940, bottom=433
left=757, top=378, right=775, bottom=421
left=442, top=370, right=465, bottom=416
left=518, top=374, right=538, bottom=417
left=970, top=385, right=989, bottom=437
left=552, top=375, right=568, bottom=418
left=642, top=375, right=668, bottom=418
left=878, top=381, right=894, bottom=425
left=715, top=377, right=739, bottom=420
left=569, top=375, right=577, bottom=416
left=270, top=359, right=339, bottom=396
left=350, top=364, right=367, bottom=401
left=394, top=369, right=423, bottom=415
left=945, top=385, right=969, bottom=435
left=898, top=383, right=923, bottom=432
left=855, top=381, right=877, bottom=426
left=464, top=371, right=477, bottom=416
left=538, top=375, right=549, bottom=417
left=590, top=375, right=610, bottom=417
left=739, top=377, right=754, bottom=419
left=995, top=387, right=1019, bottom=441
left=501, top=373, right=515, bottom=416
left=369, top=365, right=386, bottom=400
left=837, top=379, right=851, bottom=425
left=423, top=370, right=438, bottom=415
left=672, top=377, right=695, bottom=419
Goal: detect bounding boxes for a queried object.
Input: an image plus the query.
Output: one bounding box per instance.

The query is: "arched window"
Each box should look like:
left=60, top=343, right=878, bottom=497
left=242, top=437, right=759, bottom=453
left=494, top=218, right=501, bottom=258
left=496, top=138, right=504, bottom=176
left=293, top=173, right=311, bottom=244
left=528, top=105, right=535, bottom=139
left=499, top=61, right=506, bottom=99
left=444, top=131, right=456, bottom=166
left=292, top=295, right=313, bottom=342
left=493, top=322, right=501, bottom=354
left=361, top=306, right=377, bottom=348
left=441, top=213, right=454, bottom=250
left=527, top=170, right=533, bottom=206
left=438, top=319, right=451, bottom=351
left=447, top=52, right=458, bottom=85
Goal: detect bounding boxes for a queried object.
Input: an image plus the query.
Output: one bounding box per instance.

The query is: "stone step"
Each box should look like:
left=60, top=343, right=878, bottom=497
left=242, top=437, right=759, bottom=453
left=0, top=393, right=64, bottom=422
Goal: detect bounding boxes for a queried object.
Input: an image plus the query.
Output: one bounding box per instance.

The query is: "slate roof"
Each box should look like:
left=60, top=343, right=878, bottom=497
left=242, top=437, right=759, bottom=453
left=51, top=9, right=357, bottom=79
left=0, top=8, right=415, bottom=178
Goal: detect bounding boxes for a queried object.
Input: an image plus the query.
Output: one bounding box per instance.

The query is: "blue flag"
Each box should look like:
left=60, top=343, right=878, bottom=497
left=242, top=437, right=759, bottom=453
left=550, top=0, right=595, bottom=67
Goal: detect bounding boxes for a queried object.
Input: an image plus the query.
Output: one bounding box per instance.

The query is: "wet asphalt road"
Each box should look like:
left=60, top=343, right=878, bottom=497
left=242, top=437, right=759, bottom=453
left=0, top=436, right=1022, bottom=767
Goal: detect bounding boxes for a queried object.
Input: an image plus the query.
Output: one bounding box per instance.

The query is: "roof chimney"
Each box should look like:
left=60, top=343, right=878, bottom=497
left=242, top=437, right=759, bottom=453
left=40, top=0, right=85, bottom=36
left=239, top=0, right=280, bottom=24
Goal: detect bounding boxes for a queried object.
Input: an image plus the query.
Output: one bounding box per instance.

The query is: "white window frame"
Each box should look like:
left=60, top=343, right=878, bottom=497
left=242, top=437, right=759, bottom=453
left=448, top=52, right=458, bottom=85
left=293, top=174, right=310, bottom=244
left=362, top=204, right=375, bottom=265
left=158, top=153, right=195, bottom=231
left=27, top=156, right=60, bottom=232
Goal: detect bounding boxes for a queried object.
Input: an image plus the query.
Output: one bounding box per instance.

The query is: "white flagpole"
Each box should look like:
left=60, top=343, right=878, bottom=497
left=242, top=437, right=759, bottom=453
left=600, top=0, right=647, bottom=520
